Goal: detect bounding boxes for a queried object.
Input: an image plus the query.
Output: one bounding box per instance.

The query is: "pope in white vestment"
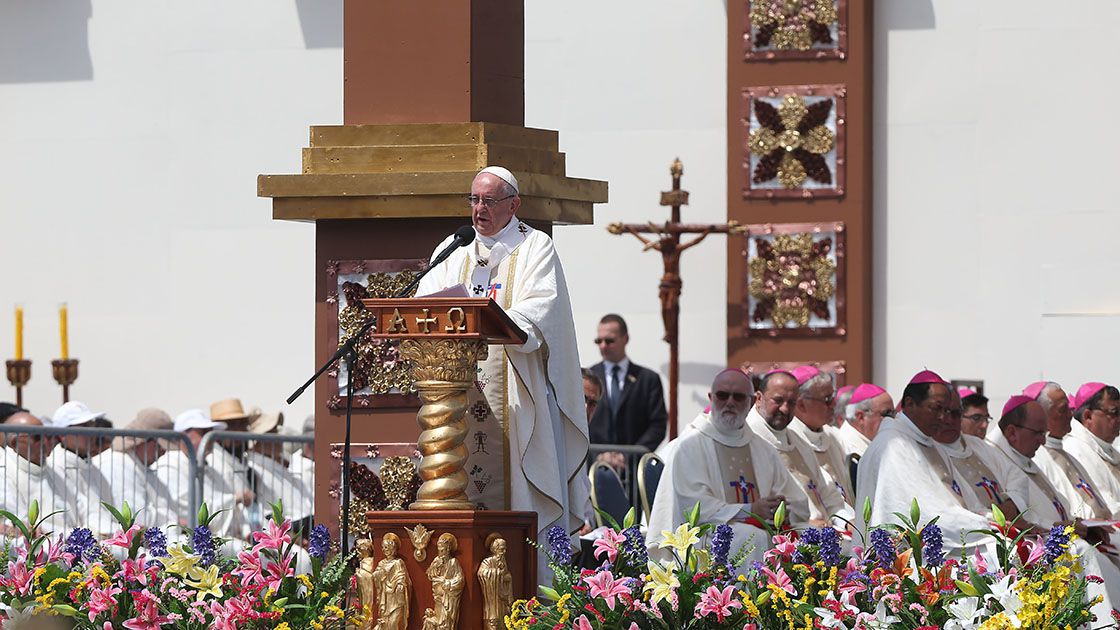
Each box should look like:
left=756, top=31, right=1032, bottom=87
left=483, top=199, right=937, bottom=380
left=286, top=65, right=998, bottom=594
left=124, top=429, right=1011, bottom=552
left=416, top=167, right=589, bottom=542
left=647, top=370, right=809, bottom=568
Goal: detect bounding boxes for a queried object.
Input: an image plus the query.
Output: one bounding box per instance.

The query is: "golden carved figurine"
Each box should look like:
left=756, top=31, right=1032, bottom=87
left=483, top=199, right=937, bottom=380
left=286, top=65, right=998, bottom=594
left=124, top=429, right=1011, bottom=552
left=422, top=533, right=464, bottom=630
left=372, top=533, right=411, bottom=630
left=405, top=523, right=433, bottom=562
left=477, top=534, right=513, bottom=630
left=355, top=538, right=377, bottom=627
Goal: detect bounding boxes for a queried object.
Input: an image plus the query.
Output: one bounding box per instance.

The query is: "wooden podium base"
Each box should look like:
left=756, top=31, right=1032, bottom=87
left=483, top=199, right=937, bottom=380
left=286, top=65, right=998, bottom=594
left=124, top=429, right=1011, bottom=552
left=363, top=510, right=537, bottom=630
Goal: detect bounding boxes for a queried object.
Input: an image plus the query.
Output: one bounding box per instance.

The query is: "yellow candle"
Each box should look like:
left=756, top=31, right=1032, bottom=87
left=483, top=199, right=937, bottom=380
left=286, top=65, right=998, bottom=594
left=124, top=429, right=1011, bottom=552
left=59, top=303, right=68, bottom=360
left=14, top=305, right=23, bottom=360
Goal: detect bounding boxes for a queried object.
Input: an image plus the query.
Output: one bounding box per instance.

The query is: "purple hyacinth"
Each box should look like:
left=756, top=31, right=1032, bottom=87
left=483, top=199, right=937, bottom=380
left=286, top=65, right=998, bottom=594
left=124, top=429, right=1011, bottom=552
left=1044, top=525, right=1070, bottom=565
left=191, top=525, right=216, bottom=567
left=622, top=525, right=648, bottom=565
left=710, top=524, right=733, bottom=568
left=144, top=527, right=168, bottom=558
left=64, top=528, right=100, bottom=563
left=921, top=523, right=944, bottom=567
left=546, top=526, right=572, bottom=565
left=793, top=527, right=822, bottom=565
left=818, top=527, right=841, bottom=567
left=308, top=524, right=331, bottom=561
left=869, top=528, right=896, bottom=569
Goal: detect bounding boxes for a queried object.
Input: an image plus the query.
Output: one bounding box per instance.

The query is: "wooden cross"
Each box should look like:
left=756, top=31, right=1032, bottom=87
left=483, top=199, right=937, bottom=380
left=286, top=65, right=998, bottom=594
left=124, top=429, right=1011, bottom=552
left=608, top=158, right=744, bottom=439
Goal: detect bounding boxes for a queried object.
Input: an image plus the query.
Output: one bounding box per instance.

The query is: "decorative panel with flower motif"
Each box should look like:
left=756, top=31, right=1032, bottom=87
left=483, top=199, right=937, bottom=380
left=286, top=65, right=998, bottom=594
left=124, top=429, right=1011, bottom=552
left=744, top=0, right=847, bottom=61
left=741, top=360, right=847, bottom=386
left=741, top=222, right=846, bottom=337
left=742, top=85, right=846, bottom=199
left=326, top=258, right=427, bottom=409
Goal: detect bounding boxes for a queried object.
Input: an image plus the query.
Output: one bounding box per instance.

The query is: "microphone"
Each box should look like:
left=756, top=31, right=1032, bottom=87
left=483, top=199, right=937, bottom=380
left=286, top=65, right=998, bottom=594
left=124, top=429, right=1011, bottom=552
left=392, top=226, right=476, bottom=299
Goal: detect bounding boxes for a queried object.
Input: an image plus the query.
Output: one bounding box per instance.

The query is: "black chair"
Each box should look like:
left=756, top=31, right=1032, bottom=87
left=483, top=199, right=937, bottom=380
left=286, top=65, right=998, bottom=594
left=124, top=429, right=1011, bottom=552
left=637, top=452, right=664, bottom=522
left=848, top=453, right=860, bottom=495
left=589, top=461, right=631, bottom=528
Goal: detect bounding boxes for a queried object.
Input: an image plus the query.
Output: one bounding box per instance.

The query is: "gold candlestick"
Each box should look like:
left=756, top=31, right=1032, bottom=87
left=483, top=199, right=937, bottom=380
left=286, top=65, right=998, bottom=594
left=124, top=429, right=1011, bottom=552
left=5, top=360, right=31, bottom=407
left=51, top=358, right=79, bottom=404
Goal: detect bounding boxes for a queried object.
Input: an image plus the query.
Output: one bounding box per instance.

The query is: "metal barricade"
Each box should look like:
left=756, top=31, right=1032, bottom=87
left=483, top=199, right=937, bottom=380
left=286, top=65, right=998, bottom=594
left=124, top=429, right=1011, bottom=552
left=0, top=424, right=198, bottom=534
left=196, top=431, right=315, bottom=537
left=588, top=443, right=650, bottom=516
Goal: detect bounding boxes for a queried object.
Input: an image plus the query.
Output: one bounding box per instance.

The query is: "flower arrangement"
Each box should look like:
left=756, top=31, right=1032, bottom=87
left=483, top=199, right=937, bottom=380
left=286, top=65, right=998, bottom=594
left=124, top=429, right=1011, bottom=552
left=0, top=500, right=359, bottom=629
left=508, top=500, right=1098, bottom=630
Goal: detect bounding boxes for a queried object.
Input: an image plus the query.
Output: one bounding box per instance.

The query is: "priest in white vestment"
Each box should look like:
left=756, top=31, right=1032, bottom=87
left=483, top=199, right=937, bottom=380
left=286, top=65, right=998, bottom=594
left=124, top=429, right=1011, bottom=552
left=1024, top=382, right=1115, bottom=522
left=787, top=366, right=854, bottom=502
left=1, top=411, right=77, bottom=535
left=153, top=409, right=250, bottom=540
left=647, top=369, right=809, bottom=568
left=988, top=394, right=1119, bottom=621
left=1062, top=382, right=1120, bottom=515
left=416, top=166, right=589, bottom=546
left=833, top=385, right=854, bottom=428
left=857, top=371, right=994, bottom=558
left=90, top=408, right=179, bottom=528
left=836, top=383, right=892, bottom=459
left=745, top=370, right=850, bottom=526
left=47, top=402, right=117, bottom=536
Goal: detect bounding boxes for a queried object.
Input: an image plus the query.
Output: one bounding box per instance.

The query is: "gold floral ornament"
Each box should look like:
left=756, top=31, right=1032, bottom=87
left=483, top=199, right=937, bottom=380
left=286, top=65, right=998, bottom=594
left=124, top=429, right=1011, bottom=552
left=335, top=270, right=419, bottom=397
left=380, top=456, right=420, bottom=511
left=750, top=0, right=839, bottom=51
left=748, top=233, right=836, bottom=328
left=750, top=94, right=835, bottom=189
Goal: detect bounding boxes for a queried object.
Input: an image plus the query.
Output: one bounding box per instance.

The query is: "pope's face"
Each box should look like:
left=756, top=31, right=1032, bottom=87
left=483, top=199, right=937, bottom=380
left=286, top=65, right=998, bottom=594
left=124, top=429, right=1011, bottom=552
left=470, top=173, right=520, bottom=237
left=906, top=384, right=953, bottom=440
left=754, top=373, right=799, bottom=431
left=1044, top=387, right=1073, bottom=437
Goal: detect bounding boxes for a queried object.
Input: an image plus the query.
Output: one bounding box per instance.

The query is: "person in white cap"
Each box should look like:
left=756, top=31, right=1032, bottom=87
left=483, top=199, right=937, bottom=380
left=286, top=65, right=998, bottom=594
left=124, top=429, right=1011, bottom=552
left=90, top=408, right=179, bottom=528
left=152, top=409, right=251, bottom=539
left=47, top=401, right=117, bottom=536
left=417, top=166, right=590, bottom=578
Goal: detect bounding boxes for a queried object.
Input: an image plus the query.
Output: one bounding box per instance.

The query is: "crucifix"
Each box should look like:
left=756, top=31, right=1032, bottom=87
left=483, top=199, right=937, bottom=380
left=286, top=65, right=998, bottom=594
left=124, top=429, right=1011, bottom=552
left=608, top=158, right=744, bottom=439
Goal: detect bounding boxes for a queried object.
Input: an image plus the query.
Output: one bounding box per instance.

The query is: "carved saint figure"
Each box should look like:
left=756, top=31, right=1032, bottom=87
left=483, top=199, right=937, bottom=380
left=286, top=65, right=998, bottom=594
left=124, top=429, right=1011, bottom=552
left=422, top=533, right=464, bottom=630
left=477, top=534, right=513, bottom=630
left=355, top=538, right=377, bottom=626
left=372, top=533, right=411, bottom=630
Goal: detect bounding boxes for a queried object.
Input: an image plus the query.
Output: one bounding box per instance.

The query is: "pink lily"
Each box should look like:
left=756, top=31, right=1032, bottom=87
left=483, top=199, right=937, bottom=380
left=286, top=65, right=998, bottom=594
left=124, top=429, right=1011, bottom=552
left=582, top=570, right=631, bottom=611
left=122, top=589, right=174, bottom=630
left=233, top=551, right=264, bottom=588
left=106, top=524, right=141, bottom=549
left=972, top=547, right=989, bottom=574
left=120, top=555, right=154, bottom=586
left=1021, top=537, right=1047, bottom=566
left=86, top=583, right=122, bottom=622
left=764, top=534, right=797, bottom=563
left=573, top=615, right=593, bottom=630
left=206, top=601, right=240, bottom=630
left=761, top=566, right=797, bottom=596
left=251, top=519, right=292, bottom=553
left=1, top=559, right=34, bottom=596
left=696, top=584, right=742, bottom=622
left=592, top=529, right=627, bottom=564
left=263, top=555, right=294, bottom=591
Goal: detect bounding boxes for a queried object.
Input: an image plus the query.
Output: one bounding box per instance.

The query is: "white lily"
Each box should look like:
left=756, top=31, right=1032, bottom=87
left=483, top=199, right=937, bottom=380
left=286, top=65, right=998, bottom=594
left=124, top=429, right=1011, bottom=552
left=985, top=574, right=1023, bottom=628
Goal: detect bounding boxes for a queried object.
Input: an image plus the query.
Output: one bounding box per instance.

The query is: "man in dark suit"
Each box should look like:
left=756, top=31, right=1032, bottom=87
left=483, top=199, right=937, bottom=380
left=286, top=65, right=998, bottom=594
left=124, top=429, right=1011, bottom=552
left=587, top=314, right=669, bottom=459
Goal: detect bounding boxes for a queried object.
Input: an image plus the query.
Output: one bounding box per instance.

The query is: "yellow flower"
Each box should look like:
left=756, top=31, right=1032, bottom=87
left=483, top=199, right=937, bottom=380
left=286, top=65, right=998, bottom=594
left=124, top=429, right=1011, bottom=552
left=658, top=523, right=700, bottom=555
left=296, top=573, right=314, bottom=590
left=642, top=560, right=680, bottom=606
left=163, top=544, right=202, bottom=579
left=184, top=565, right=223, bottom=601
left=275, top=624, right=290, bottom=630
left=320, top=591, right=329, bottom=599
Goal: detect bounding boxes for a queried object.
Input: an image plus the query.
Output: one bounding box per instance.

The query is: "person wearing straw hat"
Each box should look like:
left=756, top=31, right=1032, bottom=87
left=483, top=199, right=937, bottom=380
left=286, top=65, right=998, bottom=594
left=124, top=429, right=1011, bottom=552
left=90, top=408, right=179, bottom=527
left=47, top=401, right=117, bottom=536
left=244, top=409, right=312, bottom=526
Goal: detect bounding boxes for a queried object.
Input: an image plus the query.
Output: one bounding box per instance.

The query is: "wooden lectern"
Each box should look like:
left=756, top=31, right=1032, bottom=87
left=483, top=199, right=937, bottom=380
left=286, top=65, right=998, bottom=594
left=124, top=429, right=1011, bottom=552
left=357, top=297, right=537, bottom=630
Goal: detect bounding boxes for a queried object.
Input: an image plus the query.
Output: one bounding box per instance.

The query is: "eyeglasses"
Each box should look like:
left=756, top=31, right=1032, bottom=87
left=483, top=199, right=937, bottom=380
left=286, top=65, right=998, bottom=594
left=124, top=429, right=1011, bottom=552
left=1091, top=407, right=1120, bottom=419
left=923, top=404, right=960, bottom=419
left=467, top=194, right=515, bottom=209
left=804, top=394, right=835, bottom=407
left=1012, top=424, right=1046, bottom=437
left=714, top=391, right=749, bottom=403
left=585, top=397, right=599, bottom=407
left=962, top=413, right=992, bottom=423
left=593, top=337, right=616, bottom=346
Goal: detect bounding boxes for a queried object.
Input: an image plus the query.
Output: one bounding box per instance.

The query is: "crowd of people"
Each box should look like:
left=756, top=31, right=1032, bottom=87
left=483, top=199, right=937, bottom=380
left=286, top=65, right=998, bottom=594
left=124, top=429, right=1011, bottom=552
left=0, top=398, right=314, bottom=542
left=644, top=365, right=1120, bottom=621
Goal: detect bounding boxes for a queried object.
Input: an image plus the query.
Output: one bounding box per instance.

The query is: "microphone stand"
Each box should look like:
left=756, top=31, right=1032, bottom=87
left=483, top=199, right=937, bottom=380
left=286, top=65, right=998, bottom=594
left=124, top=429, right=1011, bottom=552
left=285, top=233, right=468, bottom=623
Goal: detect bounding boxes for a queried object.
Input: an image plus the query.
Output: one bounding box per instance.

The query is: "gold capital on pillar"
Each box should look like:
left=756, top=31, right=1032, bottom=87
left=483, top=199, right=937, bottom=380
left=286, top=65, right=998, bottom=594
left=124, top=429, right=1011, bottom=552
left=399, top=338, right=488, bottom=510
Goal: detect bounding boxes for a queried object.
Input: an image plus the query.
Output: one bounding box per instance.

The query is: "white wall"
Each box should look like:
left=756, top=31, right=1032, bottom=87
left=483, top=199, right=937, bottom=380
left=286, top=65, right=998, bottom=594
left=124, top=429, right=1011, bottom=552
left=0, top=0, right=727, bottom=431
left=874, top=0, right=1120, bottom=406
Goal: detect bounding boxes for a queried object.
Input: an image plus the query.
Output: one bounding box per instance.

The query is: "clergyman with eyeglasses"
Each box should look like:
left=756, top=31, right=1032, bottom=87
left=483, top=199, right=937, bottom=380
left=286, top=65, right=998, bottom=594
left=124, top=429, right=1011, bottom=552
left=1062, top=382, right=1120, bottom=515
left=835, top=382, right=894, bottom=458
left=415, top=166, right=590, bottom=571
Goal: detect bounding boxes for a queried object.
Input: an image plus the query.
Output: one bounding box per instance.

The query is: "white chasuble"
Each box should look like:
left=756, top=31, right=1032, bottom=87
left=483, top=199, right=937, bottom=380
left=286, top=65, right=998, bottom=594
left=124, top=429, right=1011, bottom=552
left=746, top=409, right=850, bottom=524
left=856, top=413, right=992, bottom=557
left=1063, top=421, right=1120, bottom=516
left=418, top=220, right=590, bottom=538
left=646, top=415, right=809, bottom=569
left=0, top=447, right=77, bottom=535
left=835, top=421, right=871, bottom=459
left=987, top=431, right=1070, bottom=526
left=789, top=418, right=854, bottom=504
left=939, top=435, right=1029, bottom=518
left=1035, top=437, right=1113, bottom=520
